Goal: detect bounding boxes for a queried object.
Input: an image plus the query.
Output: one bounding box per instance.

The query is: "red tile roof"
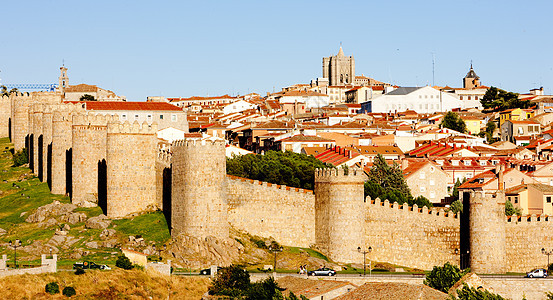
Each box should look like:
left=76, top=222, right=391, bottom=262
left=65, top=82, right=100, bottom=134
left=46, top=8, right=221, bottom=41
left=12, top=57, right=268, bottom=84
left=65, top=101, right=183, bottom=111
left=314, top=146, right=360, bottom=166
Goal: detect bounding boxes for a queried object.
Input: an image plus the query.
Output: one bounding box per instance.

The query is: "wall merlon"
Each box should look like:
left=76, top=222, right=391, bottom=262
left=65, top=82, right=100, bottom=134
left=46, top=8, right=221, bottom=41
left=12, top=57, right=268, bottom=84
left=107, top=120, right=157, bottom=134
left=226, top=175, right=314, bottom=195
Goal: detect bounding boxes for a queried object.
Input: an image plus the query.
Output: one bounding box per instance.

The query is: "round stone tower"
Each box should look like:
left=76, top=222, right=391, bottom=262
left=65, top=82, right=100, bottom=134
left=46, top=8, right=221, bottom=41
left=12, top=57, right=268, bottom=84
left=469, top=190, right=506, bottom=274
left=171, top=138, right=228, bottom=240
left=315, top=168, right=365, bottom=263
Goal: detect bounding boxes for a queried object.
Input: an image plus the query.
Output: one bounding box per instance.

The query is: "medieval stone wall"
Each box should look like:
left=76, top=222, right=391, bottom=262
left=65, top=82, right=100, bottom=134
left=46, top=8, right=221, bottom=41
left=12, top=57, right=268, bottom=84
left=505, top=215, right=553, bottom=273
left=71, top=113, right=110, bottom=207
left=106, top=121, right=158, bottom=218
left=365, top=198, right=460, bottom=270
left=227, top=175, right=315, bottom=248
left=0, top=95, right=10, bottom=138
left=10, top=93, right=33, bottom=151
left=31, top=104, right=43, bottom=177
left=171, top=138, right=228, bottom=240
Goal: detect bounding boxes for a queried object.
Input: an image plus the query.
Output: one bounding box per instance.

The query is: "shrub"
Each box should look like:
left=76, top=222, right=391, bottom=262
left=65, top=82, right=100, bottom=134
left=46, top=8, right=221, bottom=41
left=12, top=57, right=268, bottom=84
left=62, top=286, right=77, bottom=297
left=13, top=148, right=28, bottom=167
left=454, top=284, right=505, bottom=299
left=250, top=236, right=267, bottom=249
left=208, top=265, right=250, bottom=296
left=74, top=267, right=85, bottom=275
left=115, top=255, right=134, bottom=270
left=548, top=263, right=553, bottom=273
left=423, top=262, right=466, bottom=293
left=133, top=264, right=145, bottom=271
left=45, top=282, right=60, bottom=294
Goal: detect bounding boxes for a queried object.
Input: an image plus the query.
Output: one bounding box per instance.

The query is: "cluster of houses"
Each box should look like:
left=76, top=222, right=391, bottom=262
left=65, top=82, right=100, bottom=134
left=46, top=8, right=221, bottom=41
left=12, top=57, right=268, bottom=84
left=41, top=63, right=553, bottom=216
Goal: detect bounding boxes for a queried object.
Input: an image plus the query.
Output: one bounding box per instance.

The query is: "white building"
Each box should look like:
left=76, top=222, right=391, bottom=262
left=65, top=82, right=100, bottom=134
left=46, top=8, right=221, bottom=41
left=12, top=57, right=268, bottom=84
left=277, top=91, right=329, bottom=111
left=362, top=86, right=463, bottom=114
left=222, top=100, right=258, bottom=114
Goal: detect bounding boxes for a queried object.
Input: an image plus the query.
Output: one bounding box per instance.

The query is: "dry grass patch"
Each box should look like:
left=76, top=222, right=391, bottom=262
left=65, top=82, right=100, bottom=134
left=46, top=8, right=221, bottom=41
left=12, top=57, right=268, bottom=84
left=0, top=269, right=210, bottom=299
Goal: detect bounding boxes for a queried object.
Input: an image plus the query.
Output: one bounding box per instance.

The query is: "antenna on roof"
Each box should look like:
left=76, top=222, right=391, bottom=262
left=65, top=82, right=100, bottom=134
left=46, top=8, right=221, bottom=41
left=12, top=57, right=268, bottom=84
left=431, top=52, right=435, bottom=87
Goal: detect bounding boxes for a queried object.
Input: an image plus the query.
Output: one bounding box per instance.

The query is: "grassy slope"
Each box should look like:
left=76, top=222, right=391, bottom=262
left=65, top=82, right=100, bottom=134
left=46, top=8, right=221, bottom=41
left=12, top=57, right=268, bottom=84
left=0, top=268, right=210, bottom=299
left=0, top=137, right=172, bottom=268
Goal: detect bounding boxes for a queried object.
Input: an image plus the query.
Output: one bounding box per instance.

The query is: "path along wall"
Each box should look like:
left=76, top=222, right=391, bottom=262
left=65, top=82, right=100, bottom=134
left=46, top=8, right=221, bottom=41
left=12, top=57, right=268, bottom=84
left=505, top=214, right=553, bottom=273
left=227, top=175, right=315, bottom=248
left=365, top=198, right=460, bottom=270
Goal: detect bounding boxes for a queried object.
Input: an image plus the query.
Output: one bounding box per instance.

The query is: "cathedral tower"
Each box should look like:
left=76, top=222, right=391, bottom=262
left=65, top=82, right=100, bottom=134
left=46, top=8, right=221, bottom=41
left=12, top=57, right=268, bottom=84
left=463, top=63, right=481, bottom=89
left=323, top=47, right=355, bottom=86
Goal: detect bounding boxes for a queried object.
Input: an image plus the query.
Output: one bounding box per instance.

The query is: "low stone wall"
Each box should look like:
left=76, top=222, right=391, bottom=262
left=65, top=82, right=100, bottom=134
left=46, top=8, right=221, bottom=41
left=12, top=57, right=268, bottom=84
left=365, top=198, right=460, bottom=270
left=227, top=175, right=315, bottom=247
left=146, top=260, right=172, bottom=276
left=485, top=277, right=553, bottom=300
left=0, top=254, right=57, bottom=277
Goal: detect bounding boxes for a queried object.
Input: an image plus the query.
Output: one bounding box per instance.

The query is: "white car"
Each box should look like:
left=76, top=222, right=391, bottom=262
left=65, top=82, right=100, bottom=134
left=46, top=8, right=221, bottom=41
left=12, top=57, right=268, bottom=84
left=526, top=268, right=548, bottom=278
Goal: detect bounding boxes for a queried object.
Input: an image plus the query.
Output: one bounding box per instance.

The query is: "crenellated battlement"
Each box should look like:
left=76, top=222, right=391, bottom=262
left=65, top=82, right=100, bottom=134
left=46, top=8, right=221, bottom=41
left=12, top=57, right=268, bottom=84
left=227, top=175, right=314, bottom=195
left=156, top=147, right=172, bottom=165
left=314, top=167, right=366, bottom=184
left=72, top=112, right=114, bottom=126
left=172, top=137, right=225, bottom=148
left=107, top=120, right=157, bottom=134
left=366, top=197, right=459, bottom=220
left=507, top=214, right=553, bottom=224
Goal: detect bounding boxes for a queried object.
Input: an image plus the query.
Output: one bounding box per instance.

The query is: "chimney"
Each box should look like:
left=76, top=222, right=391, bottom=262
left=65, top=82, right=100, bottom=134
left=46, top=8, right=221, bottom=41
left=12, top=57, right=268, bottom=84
left=498, top=164, right=504, bottom=190
left=348, top=150, right=352, bottom=158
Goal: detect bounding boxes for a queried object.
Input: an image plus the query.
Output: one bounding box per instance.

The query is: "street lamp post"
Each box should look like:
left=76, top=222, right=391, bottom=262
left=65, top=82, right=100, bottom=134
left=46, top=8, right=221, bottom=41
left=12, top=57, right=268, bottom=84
left=542, top=248, right=553, bottom=268
left=269, top=244, right=283, bottom=273
left=9, top=240, right=21, bottom=269
left=357, top=246, right=372, bottom=276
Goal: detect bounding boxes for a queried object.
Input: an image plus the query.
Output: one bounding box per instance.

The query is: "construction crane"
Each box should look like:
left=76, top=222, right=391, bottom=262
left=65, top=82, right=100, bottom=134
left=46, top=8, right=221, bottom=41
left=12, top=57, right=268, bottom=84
left=1, top=83, right=58, bottom=92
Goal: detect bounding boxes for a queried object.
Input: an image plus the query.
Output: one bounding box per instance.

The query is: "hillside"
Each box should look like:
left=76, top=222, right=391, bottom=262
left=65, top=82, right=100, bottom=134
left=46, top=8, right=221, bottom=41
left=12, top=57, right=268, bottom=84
left=0, top=137, right=334, bottom=272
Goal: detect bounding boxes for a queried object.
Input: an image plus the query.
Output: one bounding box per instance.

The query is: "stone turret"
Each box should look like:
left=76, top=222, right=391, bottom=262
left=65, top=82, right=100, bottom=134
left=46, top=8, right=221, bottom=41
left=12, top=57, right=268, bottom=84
left=30, top=103, right=44, bottom=178
left=106, top=121, right=158, bottom=218
left=171, top=138, right=228, bottom=240
left=10, top=92, right=33, bottom=151
left=71, top=113, right=111, bottom=207
left=469, top=190, right=506, bottom=274
left=315, top=168, right=365, bottom=263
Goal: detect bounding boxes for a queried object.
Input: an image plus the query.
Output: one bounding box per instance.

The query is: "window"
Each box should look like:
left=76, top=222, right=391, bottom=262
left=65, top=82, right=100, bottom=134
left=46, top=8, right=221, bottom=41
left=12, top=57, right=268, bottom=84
left=420, top=186, right=426, bottom=192
left=121, top=114, right=127, bottom=120
left=548, top=196, right=552, bottom=203
left=430, top=191, right=436, bottom=198
left=285, top=144, right=292, bottom=151
left=468, top=96, right=471, bottom=100
left=147, top=114, right=152, bottom=121
left=160, top=114, right=164, bottom=120
left=419, top=171, right=426, bottom=179
left=465, top=172, right=473, bottom=178
left=464, top=160, right=471, bottom=166
left=429, top=179, right=435, bottom=186
left=514, top=196, right=518, bottom=204
left=135, top=114, right=139, bottom=120
left=460, top=96, right=463, bottom=100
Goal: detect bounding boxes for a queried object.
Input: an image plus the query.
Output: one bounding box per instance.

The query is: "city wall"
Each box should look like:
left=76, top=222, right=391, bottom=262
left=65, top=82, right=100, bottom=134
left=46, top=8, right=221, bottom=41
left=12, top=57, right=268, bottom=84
left=0, top=95, right=10, bottom=138
left=227, top=175, right=315, bottom=248
left=505, top=215, right=553, bottom=273
left=106, top=121, right=158, bottom=218
left=365, top=198, right=460, bottom=270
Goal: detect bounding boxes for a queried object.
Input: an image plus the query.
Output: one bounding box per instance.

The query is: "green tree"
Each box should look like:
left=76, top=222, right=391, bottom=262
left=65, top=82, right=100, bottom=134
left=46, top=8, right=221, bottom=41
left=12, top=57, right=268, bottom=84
left=424, top=262, right=466, bottom=293
left=453, top=284, right=505, bottom=300
left=449, top=200, right=463, bottom=215
left=246, top=277, right=283, bottom=300
left=505, top=199, right=522, bottom=216
left=62, top=286, right=77, bottom=297
left=485, top=121, right=496, bottom=143
left=208, top=265, right=251, bottom=297
left=1, top=85, right=7, bottom=97
left=115, top=255, right=134, bottom=270
left=441, top=112, right=467, bottom=133
left=226, top=151, right=329, bottom=190
left=367, top=154, right=411, bottom=198
left=481, top=86, right=528, bottom=111
left=80, top=94, right=96, bottom=101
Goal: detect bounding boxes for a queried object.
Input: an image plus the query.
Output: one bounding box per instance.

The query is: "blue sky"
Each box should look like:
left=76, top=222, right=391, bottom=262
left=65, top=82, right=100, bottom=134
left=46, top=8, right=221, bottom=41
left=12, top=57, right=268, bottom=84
left=1, top=0, right=553, bottom=100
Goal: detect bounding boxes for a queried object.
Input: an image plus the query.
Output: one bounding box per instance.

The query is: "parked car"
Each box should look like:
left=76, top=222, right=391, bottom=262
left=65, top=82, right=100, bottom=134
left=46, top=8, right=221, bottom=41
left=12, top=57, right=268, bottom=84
left=200, top=266, right=222, bottom=275
left=525, top=268, right=548, bottom=278
left=73, top=261, right=111, bottom=270
left=308, top=267, right=336, bottom=276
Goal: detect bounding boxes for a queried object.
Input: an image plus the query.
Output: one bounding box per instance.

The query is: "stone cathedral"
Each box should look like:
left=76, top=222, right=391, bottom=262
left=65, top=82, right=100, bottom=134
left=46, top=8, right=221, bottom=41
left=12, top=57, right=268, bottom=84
left=322, top=46, right=355, bottom=86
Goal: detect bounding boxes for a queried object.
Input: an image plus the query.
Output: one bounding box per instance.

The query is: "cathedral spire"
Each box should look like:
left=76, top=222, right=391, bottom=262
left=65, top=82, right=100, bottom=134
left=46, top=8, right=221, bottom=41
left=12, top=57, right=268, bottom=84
left=338, top=46, right=345, bottom=56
